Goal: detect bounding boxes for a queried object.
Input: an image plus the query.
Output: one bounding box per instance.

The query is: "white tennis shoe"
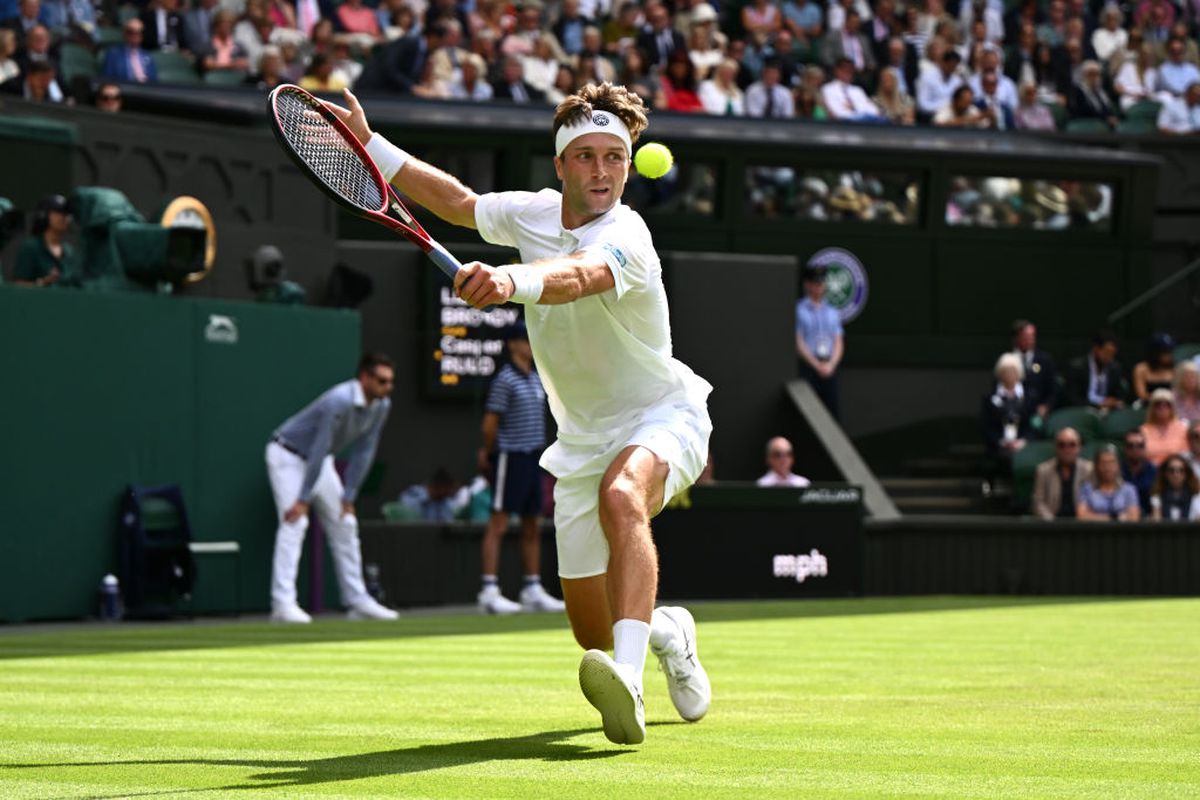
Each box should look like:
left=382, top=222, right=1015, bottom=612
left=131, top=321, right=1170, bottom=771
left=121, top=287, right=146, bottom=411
left=269, top=603, right=312, bottom=624
left=579, top=649, right=645, bottom=745
left=346, top=597, right=399, bottom=621
left=519, top=582, right=566, bottom=612
left=478, top=585, right=522, bottom=615
left=650, top=606, right=711, bottom=722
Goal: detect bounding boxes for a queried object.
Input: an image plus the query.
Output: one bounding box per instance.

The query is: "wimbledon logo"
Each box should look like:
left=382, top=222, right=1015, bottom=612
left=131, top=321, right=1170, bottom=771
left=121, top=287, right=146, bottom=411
left=807, top=247, right=868, bottom=323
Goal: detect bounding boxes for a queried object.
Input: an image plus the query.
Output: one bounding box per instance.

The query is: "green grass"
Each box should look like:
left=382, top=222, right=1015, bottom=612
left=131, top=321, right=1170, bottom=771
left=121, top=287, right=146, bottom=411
left=0, top=597, right=1197, bottom=799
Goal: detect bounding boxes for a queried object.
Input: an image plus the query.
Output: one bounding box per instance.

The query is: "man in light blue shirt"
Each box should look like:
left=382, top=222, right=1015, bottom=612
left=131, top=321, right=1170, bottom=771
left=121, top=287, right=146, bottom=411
left=1158, top=38, right=1200, bottom=97
left=796, top=264, right=844, bottom=418
left=265, top=352, right=399, bottom=623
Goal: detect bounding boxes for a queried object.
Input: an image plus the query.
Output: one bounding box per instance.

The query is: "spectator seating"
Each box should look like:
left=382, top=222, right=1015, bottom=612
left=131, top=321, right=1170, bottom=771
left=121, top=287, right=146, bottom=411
left=1101, top=406, right=1145, bottom=440
left=1065, top=119, right=1110, bottom=134
left=60, top=42, right=98, bottom=84
left=1173, top=342, right=1200, bottom=363
left=1012, top=440, right=1055, bottom=507
left=152, top=51, right=200, bottom=84
left=203, top=69, right=249, bottom=87
left=1045, top=407, right=1104, bottom=442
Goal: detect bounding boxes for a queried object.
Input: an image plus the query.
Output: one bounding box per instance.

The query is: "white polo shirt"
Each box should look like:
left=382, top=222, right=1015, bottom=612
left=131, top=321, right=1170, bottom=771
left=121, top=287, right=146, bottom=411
left=474, top=188, right=711, bottom=452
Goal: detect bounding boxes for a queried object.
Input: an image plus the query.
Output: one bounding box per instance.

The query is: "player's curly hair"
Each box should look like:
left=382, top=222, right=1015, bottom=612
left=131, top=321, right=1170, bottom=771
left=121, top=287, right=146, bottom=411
left=552, top=82, right=649, bottom=146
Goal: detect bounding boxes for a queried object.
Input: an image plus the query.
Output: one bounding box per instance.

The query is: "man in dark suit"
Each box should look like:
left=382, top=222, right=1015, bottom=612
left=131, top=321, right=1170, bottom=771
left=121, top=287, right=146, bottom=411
left=491, top=53, right=544, bottom=102
left=1011, top=318, right=1057, bottom=418
left=140, top=0, right=185, bottom=51
left=635, top=2, right=684, bottom=69
left=1069, top=59, right=1120, bottom=129
left=2, top=0, right=41, bottom=44
left=101, top=18, right=158, bottom=82
left=1065, top=328, right=1127, bottom=410
left=355, top=21, right=447, bottom=95
left=821, top=10, right=876, bottom=82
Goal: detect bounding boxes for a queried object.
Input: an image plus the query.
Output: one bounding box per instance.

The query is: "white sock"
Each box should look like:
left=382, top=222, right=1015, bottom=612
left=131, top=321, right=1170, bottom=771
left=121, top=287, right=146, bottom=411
left=649, top=607, right=678, bottom=652
left=612, top=618, right=651, bottom=689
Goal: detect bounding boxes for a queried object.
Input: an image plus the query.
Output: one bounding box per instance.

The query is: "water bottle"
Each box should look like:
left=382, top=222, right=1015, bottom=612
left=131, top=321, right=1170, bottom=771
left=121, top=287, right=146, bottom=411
left=365, top=563, right=385, bottom=604
left=100, top=574, right=123, bottom=622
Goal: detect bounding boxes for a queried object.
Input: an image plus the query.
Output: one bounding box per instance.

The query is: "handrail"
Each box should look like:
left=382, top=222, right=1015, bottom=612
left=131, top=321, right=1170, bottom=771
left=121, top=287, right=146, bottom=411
left=785, top=379, right=901, bottom=520
left=1107, top=255, right=1200, bottom=324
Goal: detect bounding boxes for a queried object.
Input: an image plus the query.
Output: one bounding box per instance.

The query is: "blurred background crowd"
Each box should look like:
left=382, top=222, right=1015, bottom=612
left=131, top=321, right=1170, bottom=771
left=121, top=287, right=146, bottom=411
left=4, top=0, right=1200, bottom=132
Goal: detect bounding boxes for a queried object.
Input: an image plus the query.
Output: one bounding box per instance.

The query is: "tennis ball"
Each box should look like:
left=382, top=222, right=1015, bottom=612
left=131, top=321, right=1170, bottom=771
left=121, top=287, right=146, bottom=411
left=634, top=142, right=674, bottom=179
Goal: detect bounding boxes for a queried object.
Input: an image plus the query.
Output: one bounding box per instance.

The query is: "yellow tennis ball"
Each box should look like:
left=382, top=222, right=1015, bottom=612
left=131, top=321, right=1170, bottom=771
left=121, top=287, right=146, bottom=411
left=634, top=142, right=673, bottom=179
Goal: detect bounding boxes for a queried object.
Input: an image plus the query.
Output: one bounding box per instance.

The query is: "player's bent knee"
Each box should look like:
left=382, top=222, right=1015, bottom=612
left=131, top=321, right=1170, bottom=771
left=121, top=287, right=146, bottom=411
left=598, top=479, right=645, bottom=523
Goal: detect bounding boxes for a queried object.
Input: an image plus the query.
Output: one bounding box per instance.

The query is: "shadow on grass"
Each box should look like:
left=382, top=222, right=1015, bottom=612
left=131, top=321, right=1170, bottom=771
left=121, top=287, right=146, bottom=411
left=3, top=725, right=636, bottom=798
left=0, top=596, right=1149, bottom=661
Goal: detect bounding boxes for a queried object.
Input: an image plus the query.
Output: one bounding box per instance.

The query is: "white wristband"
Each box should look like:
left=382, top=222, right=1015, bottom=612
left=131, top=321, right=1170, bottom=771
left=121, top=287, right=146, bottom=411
left=365, top=132, right=410, bottom=182
left=502, top=266, right=544, bottom=304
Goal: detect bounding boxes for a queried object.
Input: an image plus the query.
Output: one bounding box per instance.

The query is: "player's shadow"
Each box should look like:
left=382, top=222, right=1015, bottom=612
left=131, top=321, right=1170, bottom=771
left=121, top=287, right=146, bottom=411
left=3, top=725, right=644, bottom=797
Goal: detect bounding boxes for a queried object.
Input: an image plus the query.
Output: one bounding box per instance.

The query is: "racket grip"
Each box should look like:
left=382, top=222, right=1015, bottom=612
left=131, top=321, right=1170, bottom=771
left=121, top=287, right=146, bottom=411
left=427, top=241, right=495, bottom=312
left=426, top=241, right=461, bottom=279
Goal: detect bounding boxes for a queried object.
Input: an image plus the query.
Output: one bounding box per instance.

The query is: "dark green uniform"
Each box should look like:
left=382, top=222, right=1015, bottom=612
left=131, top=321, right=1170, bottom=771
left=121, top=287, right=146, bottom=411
left=13, top=236, right=72, bottom=285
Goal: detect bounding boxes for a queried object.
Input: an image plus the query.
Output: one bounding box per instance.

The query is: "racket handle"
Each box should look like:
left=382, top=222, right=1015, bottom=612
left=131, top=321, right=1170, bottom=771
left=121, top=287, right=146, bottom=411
left=426, top=241, right=461, bottom=279
left=427, top=241, right=496, bottom=312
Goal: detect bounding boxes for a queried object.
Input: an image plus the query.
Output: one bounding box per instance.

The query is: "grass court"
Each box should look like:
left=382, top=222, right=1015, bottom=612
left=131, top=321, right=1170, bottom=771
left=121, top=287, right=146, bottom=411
left=1, top=597, right=1197, bottom=799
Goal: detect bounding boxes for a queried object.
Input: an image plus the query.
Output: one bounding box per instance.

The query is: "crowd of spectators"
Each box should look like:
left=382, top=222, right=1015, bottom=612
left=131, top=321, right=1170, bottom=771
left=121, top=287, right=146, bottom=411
left=4, top=0, right=1200, bottom=133
left=982, top=319, right=1200, bottom=521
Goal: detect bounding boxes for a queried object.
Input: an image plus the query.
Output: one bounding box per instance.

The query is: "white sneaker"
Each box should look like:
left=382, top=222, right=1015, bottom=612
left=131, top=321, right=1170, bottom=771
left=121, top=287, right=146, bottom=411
left=270, top=604, right=312, bottom=624
left=477, top=585, right=522, bottom=615
left=650, top=606, right=711, bottom=722
left=346, top=597, right=399, bottom=621
left=578, top=649, right=645, bottom=745
left=519, top=582, right=566, bottom=612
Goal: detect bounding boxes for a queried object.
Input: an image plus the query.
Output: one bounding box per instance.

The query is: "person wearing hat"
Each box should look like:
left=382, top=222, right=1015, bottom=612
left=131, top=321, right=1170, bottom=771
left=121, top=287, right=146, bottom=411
left=916, top=47, right=963, bottom=122
left=476, top=321, right=565, bottom=615
left=1141, top=387, right=1190, bottom=467
left=796, top=262, right=844, bottom=418
left=12, top=194, right=72, bottom=288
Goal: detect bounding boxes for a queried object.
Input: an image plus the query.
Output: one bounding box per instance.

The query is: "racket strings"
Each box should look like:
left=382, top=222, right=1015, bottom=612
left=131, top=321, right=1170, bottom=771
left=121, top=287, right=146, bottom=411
left=275, top=91, right=384, bottom=212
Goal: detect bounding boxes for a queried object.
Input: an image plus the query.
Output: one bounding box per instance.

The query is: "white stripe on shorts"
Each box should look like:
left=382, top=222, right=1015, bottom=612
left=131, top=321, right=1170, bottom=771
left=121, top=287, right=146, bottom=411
left=492, top=451, right=509, bottom=512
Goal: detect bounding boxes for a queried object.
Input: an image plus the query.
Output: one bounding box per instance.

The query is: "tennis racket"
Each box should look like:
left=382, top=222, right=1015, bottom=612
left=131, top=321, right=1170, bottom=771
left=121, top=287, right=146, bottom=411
left=267, top=84, right=462, bottom=279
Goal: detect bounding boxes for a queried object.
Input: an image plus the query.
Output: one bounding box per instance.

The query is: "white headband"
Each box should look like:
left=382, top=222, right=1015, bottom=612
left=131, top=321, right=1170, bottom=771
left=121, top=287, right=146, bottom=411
left=554, top=110, right=632, bottom=157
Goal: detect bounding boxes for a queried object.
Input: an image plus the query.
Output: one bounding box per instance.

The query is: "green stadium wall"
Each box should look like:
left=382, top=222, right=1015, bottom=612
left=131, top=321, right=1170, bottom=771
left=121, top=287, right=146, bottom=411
left=0, top=286, right=359, bottom=623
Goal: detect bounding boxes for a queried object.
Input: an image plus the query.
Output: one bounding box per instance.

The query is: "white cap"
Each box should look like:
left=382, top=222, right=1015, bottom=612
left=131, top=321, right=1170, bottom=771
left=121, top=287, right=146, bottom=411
left=554, top=109, right=632, bottom=156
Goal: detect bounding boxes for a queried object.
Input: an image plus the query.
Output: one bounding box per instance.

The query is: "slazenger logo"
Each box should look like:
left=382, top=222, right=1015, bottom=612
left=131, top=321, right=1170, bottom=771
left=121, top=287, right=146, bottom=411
left=603, top=243, right=627, bottom=268
left=773, top=550, right=828, bottom=584
left=204, top=314, right=238, bottom=344
left=592, top=114, right=610, bottom=126
left=799, top=488, right=860, bottom=504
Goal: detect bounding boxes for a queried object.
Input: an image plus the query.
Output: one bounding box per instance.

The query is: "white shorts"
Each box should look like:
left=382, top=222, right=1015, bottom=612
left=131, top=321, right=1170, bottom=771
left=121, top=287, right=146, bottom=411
left=544, top=394, right=712, bottom=579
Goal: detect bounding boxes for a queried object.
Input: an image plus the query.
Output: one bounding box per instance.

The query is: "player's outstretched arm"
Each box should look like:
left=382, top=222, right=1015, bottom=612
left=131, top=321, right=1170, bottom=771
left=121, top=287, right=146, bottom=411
left=453, top=252, right=615, bottom=309
left=324, top=89, right=479, bottom=230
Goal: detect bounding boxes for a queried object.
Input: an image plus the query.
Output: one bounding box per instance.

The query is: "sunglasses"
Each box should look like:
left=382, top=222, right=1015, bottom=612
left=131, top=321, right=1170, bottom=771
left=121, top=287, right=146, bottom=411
left=1125, top=441, right=1145, bottom=448
left=1166, top=466, right=1187, bottom=474
left=768, top=450, right=792, bottom=457
left=98, top=93, right=121, bottom=101
left=1055, top=441, right=1078, bottom=448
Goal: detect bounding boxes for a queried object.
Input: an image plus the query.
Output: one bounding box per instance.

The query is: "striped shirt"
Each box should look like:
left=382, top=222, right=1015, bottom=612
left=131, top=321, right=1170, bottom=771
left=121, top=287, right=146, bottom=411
left=486, top=363, right=546, bottom=452
left=272, top=379, right=391, bottom=503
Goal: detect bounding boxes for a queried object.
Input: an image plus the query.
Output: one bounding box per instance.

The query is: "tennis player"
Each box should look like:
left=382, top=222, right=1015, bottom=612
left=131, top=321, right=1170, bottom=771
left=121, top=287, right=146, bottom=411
left=327, top=83, right=712, bottom=746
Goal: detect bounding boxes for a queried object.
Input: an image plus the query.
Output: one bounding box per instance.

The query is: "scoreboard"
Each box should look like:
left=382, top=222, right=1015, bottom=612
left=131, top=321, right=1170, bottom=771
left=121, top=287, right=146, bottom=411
left=425, top=268, right=522, bottom=397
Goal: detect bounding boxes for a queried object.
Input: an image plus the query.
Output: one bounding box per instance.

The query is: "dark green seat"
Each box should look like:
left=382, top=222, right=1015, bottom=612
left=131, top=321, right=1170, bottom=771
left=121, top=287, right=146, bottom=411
left=1045, top=406, right=1104, bottom=441
left=1125, top=100, right=1162, bottom=121
left=60, top=42, right=97, bottom=83
left=1117, top=118, right=1156, bottom=135
left=1065, top=118, right=1111, bottom=134
left=1101, top=406, right=1145, bottom=440
left=1012, top=440, right=1055, bottom=508
left=1173, top=342, right=1200, bottom=363
left=154, top=51, right=201, bottom=85
left=202, top=68, right=248, bottom=86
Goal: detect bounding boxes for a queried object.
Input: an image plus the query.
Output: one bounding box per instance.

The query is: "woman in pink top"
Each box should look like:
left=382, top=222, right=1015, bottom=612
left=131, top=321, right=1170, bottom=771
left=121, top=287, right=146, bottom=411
left=1140, top=388, right=1190, bottom=466
left=337, top=0, right=382, bottom=37
left=204, top=10, right=249, bottom=71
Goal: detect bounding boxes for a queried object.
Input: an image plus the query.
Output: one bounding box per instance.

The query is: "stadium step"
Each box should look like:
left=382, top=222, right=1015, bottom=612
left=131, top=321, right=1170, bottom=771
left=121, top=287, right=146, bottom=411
left=892, top=495, right=982, bottom=513
left=880, top=477, right=984, bottom=496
